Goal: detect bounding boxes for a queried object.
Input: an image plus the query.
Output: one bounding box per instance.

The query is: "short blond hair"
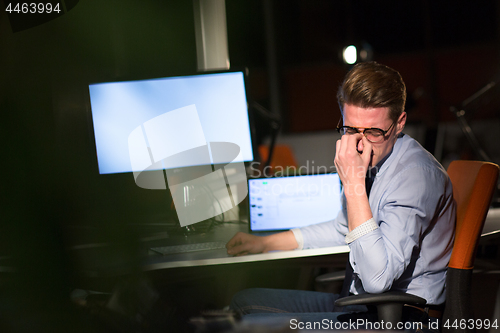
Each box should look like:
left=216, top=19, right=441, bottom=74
left=337, top=61, right=407, bottom=122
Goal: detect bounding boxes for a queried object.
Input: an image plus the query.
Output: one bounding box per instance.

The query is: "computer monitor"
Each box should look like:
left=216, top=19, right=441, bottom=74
left=248, top=173, right=343, bottom=232
left=88, top=70, right=254, bottom=175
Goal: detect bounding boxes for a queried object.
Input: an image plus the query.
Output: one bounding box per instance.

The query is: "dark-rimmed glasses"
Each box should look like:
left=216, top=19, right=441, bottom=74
left=336, top=118, right=395, bottom=143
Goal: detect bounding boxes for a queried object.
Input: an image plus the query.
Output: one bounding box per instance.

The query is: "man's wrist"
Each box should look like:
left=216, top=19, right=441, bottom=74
left=261, top=234, right=272, bottom=252
left=345, top=190, right=372, bottom=231
left=343, top=182, right=367, bottom=198
left=262, top=230, right=298, bottom=252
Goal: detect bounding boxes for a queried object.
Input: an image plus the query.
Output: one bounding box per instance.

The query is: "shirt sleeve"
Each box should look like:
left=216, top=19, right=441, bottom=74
left=291, top=228, right=304, bottom=250
left=297, top=192, right=349, bottom=249
left=348, top=165, right=450, bottom=294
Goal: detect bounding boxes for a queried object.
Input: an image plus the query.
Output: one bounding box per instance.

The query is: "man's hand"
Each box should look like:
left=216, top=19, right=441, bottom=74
left=226, top=230, right=299, bottom=256
left=334, top=133, right=374, bottom=231
left=334, top=134, right=373, bottom=196
left=226, top=232, right=267, bottom=256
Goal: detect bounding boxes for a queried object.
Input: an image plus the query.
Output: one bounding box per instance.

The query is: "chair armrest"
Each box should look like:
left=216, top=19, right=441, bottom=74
left=334, top=291, right=426, bottom=307
left=335, top=292, right=426, bottom=327
left=315, top=270, right=346, bottom=283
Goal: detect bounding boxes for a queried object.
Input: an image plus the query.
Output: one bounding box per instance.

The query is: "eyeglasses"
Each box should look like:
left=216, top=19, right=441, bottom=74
left=336, top=118, right=395, bottom=143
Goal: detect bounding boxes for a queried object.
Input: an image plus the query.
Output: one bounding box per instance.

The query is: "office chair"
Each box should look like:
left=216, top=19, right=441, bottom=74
left=331, top=160, right=499, bottom=331
left=258, top=144, right=298, bottom=175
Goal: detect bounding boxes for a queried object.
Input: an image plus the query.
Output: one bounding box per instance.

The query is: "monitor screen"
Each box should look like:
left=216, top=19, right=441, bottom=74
left=88, top=71, right=254, bottom=175
left=248, top=173, right=343, bottom=231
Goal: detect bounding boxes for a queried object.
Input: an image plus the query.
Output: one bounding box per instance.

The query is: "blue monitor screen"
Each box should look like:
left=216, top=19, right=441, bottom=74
left=89, top=71, right=254, bottom=174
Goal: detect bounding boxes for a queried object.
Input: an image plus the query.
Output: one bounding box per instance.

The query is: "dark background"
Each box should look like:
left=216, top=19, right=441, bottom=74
left=1, top=0, right=499, bottom=331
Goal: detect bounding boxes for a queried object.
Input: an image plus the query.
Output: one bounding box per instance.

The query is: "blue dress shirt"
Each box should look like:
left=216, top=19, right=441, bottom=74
left=292, top=134, right=455, bottom=305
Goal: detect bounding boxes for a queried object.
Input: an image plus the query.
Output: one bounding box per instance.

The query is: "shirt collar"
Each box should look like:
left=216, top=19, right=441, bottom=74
left=371, top=132, right=405, bottom=178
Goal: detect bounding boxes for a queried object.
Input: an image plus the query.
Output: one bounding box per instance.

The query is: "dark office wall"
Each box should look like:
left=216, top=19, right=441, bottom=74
left=0, top=2, right=197, bottom=329
left=0, top=0, right=198, bottom=222
left=237, top=0, right=500, bottom=134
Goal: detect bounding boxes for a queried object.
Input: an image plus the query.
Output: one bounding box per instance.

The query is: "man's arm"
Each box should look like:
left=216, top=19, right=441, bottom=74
left=348, top=165, right=454, bottom=294
left=226, top=230, right=298, bottom=256
left=334, top=134, right=373, bottom=231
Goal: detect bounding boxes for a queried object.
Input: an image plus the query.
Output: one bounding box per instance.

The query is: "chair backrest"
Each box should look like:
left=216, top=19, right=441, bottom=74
left=446, top=160, right=499, bottom=270
left=258, top=144, right=298, bottom=173
left=444, top=160, right=499, bottom=332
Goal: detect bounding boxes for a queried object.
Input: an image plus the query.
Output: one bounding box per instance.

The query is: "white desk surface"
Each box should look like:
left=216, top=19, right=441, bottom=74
left=482, top=207, right=500, bottom=238
left=143, top=245, right=350, bottom=271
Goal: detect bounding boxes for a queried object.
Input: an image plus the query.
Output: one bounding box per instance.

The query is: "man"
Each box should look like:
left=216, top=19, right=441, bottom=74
left=226, top=62, right=455, bottom=328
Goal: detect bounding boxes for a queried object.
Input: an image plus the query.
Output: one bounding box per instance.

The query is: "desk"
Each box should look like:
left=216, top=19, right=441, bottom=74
left=144, top=245, right=349, bottom=270
left=482, top=207, right=500, bottom=239
left=142, top=223, right=349, bottom=271
left=476, top=207, right=500, bottom=270
left=135, top=223, right=350, bottom=311
left=64, top=221, right=349, bottom=302
left=477, top=207, right=500, bottom=268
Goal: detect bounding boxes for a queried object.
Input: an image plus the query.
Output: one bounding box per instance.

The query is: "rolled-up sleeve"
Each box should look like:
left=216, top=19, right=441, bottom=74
left=345, top=217, right=378, bottom=244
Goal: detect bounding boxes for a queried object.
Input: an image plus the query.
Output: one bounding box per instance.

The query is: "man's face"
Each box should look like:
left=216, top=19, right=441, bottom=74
left=342, top=103, right=406, bottom=167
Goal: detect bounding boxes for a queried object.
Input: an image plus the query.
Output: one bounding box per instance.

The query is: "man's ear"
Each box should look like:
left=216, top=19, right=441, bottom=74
left=396, top=111, right=407, bottom=135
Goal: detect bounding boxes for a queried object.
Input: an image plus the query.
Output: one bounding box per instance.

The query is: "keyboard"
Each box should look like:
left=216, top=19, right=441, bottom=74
left=150, top=241, right=227, bottom=255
